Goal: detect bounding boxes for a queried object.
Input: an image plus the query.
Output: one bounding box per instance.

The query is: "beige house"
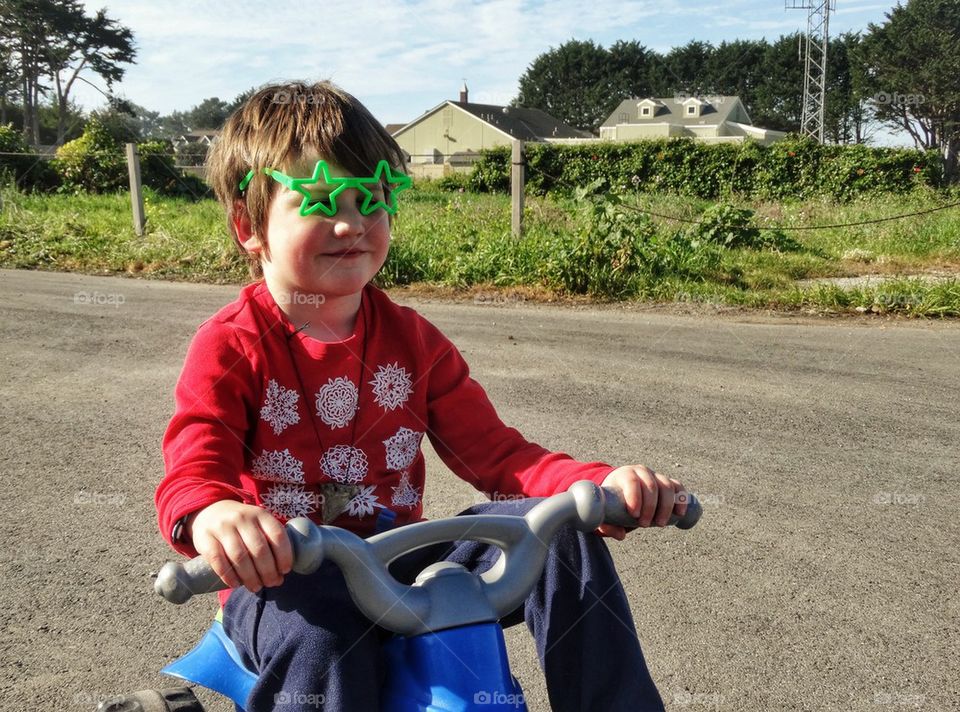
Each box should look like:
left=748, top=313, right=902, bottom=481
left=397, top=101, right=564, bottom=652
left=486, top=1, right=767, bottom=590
left=392, top=85, right=592, bottom=177
left=600, top=96, right=786, bottom=146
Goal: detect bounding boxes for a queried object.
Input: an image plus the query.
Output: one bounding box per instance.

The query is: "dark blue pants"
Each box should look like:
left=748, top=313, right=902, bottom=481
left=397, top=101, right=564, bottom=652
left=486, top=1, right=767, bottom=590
left=223, top=498, right=665, bottom=712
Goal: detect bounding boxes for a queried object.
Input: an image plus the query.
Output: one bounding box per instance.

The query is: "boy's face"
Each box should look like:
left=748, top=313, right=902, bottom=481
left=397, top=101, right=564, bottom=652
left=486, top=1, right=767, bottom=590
left=253, top=155, right=392, bottom=301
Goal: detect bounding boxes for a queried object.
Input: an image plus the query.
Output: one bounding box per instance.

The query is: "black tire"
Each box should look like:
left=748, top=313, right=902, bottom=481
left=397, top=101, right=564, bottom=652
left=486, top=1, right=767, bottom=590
left=95, top=687, right=204, bottom=712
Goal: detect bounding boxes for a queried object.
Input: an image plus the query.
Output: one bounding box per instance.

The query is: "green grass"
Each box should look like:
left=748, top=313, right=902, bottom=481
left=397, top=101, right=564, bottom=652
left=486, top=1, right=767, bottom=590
left=1, top=180, right=959, bottom=316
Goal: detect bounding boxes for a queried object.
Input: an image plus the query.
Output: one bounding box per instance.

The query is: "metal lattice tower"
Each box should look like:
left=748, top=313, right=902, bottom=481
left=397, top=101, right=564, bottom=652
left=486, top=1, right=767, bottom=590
left=786, top=0, right=836, bottom=143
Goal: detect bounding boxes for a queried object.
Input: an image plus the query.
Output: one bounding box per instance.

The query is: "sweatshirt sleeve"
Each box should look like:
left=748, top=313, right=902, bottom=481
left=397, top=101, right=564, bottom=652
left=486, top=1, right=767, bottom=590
left=156, top=320, right=258, bottom=557
left=422, top=323, right=613, bottom=498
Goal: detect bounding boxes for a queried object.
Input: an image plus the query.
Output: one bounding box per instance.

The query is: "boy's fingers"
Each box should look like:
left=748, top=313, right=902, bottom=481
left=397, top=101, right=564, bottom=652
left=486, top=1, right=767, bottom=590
left=671, top=479, right=688, bottom=518
left=260, top=516, right=294, bottom=577
left=653, top=472, right=675, bottom=527
left=219, top=531, right=264, bottom=592
left=238, top=527, right=283, bottom=589
left=616, top=469, right=643, bottom=519
left=637, top=468, right=658, bottom=527
left=596, top=523, right=627, bottom=540
left=196, top=537, right=240, bottom=590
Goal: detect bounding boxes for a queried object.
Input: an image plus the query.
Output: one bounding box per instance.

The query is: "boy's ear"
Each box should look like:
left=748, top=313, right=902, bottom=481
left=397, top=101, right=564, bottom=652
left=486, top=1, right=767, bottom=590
left=232, top=201, right=262, bottom=253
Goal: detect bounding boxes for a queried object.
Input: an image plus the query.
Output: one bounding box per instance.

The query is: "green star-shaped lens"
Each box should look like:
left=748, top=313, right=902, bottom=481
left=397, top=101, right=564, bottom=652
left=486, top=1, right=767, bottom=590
left=239, top=160, right=411, bottom=218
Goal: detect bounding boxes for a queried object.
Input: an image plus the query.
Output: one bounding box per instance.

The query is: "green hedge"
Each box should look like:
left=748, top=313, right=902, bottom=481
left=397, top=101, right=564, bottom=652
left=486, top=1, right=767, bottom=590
left=0, top=124, right=60, bottom=191
left=52, top=117, right=209, bottom=198
left=469, top=136, right=941, bottom=201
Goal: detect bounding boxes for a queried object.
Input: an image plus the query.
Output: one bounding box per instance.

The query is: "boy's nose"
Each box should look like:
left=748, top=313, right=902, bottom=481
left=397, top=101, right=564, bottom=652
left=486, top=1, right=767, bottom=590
left=332, top=207, right=365, bottom=239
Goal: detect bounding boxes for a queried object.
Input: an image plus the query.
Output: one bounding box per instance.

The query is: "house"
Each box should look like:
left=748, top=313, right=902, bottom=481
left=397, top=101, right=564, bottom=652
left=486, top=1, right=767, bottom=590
left=172, top=130, right=220, bottom=167
left=172, top=129, right=220, bottom=150
left=600, top=96, right=786, bottom=146
left=391, top=84, right=593, bottom=178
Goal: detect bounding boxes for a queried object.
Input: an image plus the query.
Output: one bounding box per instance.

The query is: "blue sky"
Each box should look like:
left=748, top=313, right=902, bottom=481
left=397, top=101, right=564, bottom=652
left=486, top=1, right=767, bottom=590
left=76, top=0, right=897, bottom=132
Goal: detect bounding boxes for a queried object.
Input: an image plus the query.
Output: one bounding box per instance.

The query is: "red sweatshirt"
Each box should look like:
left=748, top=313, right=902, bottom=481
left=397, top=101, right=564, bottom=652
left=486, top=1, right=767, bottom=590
left=157, top=282, right=613, bottom=574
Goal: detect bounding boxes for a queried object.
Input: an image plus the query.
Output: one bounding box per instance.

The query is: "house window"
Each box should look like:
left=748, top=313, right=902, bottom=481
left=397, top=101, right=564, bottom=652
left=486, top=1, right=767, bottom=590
left=687, top=106, right=696, bottom=115
left=640, top=107, right=651, bottom=117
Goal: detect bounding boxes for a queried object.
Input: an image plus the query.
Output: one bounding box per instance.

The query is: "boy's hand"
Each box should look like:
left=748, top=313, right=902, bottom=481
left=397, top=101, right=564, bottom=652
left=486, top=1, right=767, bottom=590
left=598, top=465, right=687, bottom=540
left=186, top=501, right=294, bottom=593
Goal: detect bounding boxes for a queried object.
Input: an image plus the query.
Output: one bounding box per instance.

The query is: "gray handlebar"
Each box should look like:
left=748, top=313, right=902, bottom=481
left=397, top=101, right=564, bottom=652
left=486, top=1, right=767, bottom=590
left=156, top=482, right=701, bottom=635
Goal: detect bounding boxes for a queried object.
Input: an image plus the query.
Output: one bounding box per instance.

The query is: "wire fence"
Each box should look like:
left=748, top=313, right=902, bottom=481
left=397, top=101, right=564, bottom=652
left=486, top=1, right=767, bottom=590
left=2, top=140, right=958, bottom=237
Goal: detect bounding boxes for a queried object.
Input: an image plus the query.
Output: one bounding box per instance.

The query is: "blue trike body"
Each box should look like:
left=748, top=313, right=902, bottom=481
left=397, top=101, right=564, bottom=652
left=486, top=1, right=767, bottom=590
left=162, top=618, right=526, bottom=711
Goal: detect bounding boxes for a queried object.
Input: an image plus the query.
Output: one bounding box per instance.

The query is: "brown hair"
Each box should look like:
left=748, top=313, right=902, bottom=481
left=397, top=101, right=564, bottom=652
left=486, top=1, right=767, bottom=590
left=206, top=80, right=406, bottom=278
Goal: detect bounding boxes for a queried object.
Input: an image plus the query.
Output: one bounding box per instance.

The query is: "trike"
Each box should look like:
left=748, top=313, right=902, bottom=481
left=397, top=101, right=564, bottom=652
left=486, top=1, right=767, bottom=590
left=100, top=480, right=701, bottom=711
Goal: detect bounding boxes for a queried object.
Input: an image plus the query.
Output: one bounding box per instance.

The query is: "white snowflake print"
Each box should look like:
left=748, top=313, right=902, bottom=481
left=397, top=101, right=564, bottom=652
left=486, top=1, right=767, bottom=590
left=260, top=379, right=300, bottom=435
left=315, top=377, right=358, bottom=429
left=320, top=445, right=369, bottom=484
left=251, top=448, right=305, bottom=483
left=347, top=485, right=382, bottom=518
left=391, top=472, right=422, bottom=509
left=383, top=427, right=424, bottom=471
left=260, top=484, right=317, bottom=520
left=369, top=362, right=413, bottom=411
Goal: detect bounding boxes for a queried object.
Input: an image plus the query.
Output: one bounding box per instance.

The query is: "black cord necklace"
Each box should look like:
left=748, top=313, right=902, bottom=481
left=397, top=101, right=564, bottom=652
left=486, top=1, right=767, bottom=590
left=282, top=293, right=370, bottom=522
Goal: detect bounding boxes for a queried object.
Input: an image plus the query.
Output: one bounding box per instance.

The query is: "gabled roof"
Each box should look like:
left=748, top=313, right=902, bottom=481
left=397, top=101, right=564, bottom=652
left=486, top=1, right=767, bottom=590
left=395, top=100, right=593, bottom=141
left=601, top=96, right=747, bottom=128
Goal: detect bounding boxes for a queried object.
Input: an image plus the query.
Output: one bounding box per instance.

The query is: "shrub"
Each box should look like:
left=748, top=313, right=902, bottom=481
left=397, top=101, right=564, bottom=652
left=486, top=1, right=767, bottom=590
left=468, top=138, right=941, bottom=201
left=53, top=117, right=126, bottom=193
left=434, top=172, right=471, bottom=192
left=52, top=119, right=209, bottom=198
left=0, top=123, right=59, bottom=192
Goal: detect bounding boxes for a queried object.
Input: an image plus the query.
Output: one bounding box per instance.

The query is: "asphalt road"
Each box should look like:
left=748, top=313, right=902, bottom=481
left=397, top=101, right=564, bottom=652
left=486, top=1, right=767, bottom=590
left=1, top=269, right=958, bottom=711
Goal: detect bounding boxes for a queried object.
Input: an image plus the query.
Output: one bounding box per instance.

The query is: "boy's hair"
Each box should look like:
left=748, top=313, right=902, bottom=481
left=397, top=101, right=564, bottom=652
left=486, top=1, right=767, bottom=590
left=206, top=80, right=407, bottom=279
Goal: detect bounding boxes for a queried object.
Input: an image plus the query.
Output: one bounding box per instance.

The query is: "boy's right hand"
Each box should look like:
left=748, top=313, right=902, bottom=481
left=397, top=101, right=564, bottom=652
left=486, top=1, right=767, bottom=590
left=186, top=501, right=294, bottom=593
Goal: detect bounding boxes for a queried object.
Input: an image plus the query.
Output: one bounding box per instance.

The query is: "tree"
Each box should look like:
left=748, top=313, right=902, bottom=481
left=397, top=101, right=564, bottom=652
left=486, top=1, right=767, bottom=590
left=46, top=4, right=136, bottom=144
left=649, top=40, right=714, bottom=97
left=0, top=34, right=19, bottom=124
left=751, top=33, right=805, bottom=133
left=605, top=40, right=656, bottom=104
left=857, top=0, right=960, bottom=179
left=515, top=40, right=617, bottom=132
left=0, top=0, right=135, bottom=145
left=183, top=96, right=231, bottom=130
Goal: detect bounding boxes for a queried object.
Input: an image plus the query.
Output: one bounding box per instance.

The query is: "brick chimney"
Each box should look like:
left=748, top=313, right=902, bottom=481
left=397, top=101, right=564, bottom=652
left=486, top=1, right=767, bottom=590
left=459, top=81, right=468, bottom=104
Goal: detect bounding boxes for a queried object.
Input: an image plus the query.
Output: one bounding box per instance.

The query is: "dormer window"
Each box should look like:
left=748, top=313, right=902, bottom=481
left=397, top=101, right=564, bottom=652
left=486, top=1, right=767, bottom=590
left=641, top=107, right=651, bottom=117
left=681, top=97, right=705, bottom=118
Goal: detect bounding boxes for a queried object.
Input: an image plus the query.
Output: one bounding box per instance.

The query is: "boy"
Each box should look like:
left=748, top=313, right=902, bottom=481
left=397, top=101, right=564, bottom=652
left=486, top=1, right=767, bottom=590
left=156, top=80, right=687, bottom=712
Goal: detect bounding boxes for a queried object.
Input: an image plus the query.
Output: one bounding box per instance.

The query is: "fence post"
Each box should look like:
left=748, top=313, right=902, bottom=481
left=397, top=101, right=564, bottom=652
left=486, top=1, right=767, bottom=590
left=126, top=142, right=145, bottom=236
left=511, top=139, right=525, bottom=237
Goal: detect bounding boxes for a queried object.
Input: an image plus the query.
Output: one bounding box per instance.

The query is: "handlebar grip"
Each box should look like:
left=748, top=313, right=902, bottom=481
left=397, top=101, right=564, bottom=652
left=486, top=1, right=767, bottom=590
left=154, top=557, right=226, bottom=604
left=155, top=517, right=326, bottom=605
left=601, top=486, right=702, bottom=530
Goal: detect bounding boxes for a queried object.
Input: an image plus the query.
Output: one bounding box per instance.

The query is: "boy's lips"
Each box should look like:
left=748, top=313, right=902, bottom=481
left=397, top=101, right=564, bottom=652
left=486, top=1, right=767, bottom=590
left=323, top=248, right=365, bottom=257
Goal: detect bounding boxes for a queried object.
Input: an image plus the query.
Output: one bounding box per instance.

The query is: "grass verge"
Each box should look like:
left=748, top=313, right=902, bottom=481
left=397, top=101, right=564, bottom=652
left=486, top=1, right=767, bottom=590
left=1, top=181, right=958, bottom=317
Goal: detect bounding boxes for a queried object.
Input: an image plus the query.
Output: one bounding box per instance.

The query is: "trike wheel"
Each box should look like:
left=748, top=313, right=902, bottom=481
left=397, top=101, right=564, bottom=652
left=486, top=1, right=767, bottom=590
left=95, top=687, right=204, bottom=712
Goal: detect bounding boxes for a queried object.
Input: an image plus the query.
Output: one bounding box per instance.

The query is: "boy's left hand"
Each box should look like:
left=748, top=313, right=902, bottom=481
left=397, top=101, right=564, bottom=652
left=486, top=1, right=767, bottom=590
left=598, top=465, right=687, bottom=540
